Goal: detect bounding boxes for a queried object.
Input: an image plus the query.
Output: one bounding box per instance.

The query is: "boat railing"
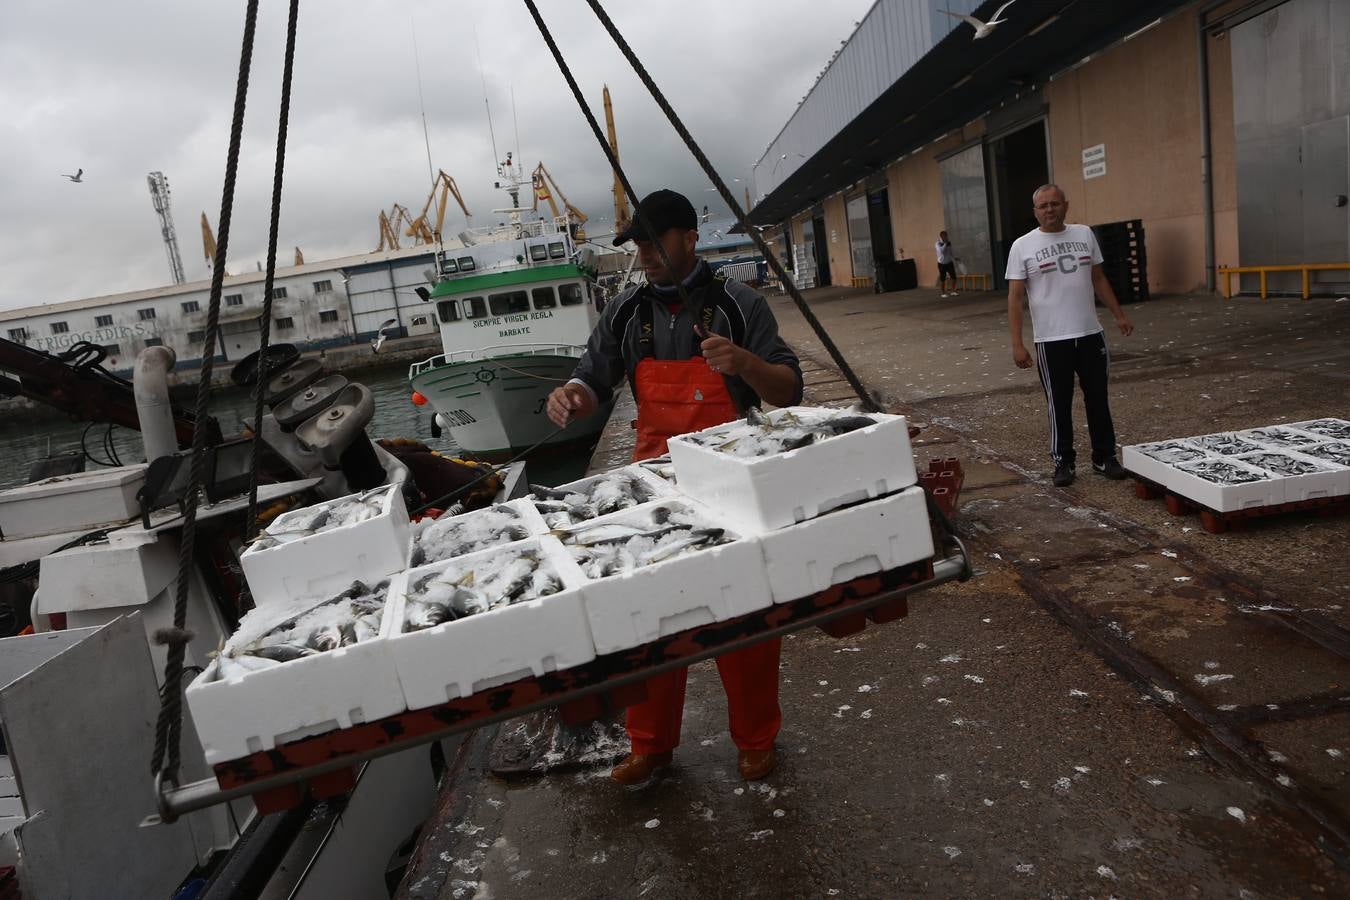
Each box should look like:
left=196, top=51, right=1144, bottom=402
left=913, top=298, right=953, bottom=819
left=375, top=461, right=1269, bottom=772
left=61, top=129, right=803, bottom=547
left=410, top=343, right=586, bottom=377
left=460, top=217, right=573, bottom=242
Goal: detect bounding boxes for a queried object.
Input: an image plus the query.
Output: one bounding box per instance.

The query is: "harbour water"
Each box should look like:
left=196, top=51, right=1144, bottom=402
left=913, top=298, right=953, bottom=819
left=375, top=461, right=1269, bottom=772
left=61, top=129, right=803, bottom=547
left=0, top=361, right=590, bottom=491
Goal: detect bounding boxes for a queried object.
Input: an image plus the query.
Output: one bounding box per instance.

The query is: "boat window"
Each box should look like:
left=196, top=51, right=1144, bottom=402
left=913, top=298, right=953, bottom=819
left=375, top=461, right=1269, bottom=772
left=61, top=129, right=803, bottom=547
left=548, top=241, right=566, bottom=259
left=532, top=287, right=557, bottom=309
left=437, top=300, right=461, bottom=323
left=529, top=244, right=549, bottom=262
left=457, top=256, right=476, bottom=272
left=462, top=297, right=487, bottom=319
left=439, top=256, right=458, bottom=274
left=559, top=283, right=584, bottom=306
left=489, top=291, right=530, bottom=316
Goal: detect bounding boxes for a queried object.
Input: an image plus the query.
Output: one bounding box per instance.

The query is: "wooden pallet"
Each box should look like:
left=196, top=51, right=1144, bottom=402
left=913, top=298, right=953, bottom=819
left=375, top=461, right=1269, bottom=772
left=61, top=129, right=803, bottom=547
left=1131, top=474, right=1350, bottom=534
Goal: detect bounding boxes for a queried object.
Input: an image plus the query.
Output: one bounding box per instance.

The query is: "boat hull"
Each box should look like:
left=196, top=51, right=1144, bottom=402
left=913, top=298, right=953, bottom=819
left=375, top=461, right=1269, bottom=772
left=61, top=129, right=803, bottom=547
left=411, top=353, right=615, bottom=461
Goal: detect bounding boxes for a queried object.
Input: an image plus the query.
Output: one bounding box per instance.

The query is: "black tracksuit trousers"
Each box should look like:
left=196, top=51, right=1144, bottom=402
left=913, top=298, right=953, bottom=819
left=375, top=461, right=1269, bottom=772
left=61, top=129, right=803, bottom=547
left=1034, top=331, right=1116, bottom=468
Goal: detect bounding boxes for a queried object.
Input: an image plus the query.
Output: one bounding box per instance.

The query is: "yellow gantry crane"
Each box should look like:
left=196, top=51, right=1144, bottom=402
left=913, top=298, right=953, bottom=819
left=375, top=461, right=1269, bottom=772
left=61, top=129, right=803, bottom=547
left=376, top=203, right=418, bottom=252
left=407, top=170, right=470, bottom=245
left=603, top=85, right=630, bottom=235
left=531, top=162, right=588, bottom=241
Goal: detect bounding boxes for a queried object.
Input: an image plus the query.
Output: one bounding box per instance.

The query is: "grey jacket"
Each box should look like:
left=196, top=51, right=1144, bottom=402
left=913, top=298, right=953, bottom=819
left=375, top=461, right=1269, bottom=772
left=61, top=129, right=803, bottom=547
left=570, top=260, right=804, bottom=412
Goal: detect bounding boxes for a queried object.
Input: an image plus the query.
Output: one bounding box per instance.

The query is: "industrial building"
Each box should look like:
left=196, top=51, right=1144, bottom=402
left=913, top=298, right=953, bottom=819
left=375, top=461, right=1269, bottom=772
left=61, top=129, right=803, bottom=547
left=0, top=245, right=453, bottom=373
left=749, top=0, right=1349, bottom=299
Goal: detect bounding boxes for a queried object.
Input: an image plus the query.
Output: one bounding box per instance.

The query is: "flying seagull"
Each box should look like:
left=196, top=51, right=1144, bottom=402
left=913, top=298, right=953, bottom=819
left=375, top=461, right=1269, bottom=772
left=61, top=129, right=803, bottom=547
left=371, top=318, right=398, bottom=353
left=941, top=1, right=1017, bottom=40
left=63, top=168, right=84, bottom=183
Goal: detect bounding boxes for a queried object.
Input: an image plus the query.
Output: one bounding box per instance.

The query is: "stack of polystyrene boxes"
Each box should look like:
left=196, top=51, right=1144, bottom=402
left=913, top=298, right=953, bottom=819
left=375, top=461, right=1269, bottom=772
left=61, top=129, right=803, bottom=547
left=667, top=407, right=931, bottom=606
left=188, top=407, right=935, bottom=758
left=1122, top=418, right=1350, bottom=512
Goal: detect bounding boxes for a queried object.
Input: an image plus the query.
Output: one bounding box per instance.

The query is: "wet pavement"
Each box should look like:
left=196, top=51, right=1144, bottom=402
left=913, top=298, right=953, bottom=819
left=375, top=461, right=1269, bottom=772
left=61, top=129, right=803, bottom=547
left=398, top=288, right=1350, bottom=898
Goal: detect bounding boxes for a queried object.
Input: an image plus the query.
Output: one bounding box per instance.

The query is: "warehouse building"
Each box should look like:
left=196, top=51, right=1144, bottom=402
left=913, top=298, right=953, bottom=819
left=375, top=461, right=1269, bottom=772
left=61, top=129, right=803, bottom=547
left=0, top=245, right=448, bottom=372
left=749, top=0, right=1349, bottom=299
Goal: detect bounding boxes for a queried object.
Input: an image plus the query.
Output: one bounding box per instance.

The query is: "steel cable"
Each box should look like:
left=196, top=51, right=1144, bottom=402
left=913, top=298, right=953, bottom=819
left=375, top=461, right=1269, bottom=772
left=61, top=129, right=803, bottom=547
left=151, top=0, right=262, bottom=787
left=582, top=0, right=880, bottom=412
left=244, top=0, right=301, bottom=542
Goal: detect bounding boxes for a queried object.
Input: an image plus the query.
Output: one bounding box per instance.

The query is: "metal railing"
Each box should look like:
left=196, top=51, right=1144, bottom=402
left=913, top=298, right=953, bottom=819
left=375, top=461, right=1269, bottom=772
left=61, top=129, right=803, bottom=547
left=409, top=343, right=585, bottom=377
left=1218, top=262, right=1350, bottom=299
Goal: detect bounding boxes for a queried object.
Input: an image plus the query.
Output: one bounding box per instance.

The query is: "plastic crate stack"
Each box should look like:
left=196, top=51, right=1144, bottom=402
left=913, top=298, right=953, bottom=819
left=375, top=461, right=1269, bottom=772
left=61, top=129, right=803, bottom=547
left=1092, top=219, right=1149, bottom=304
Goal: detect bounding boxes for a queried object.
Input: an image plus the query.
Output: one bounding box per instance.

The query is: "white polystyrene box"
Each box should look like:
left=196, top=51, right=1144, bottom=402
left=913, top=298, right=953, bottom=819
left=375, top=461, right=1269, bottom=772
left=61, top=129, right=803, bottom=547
left=1167, top=457, right=1284, bottom=512
left=1285, top=418, right=1350, bottom=443
left=666, top=407, right=917, bottom=534
left=1121, top=441, right=1210, bottom=489
left=407, top=497, right=546, bottom=568
left=541, top=465, right=674, bottom=508
left=239, top=484, right=410, bottom=607
left=386, top=537, right=595, bottom=710
left=1239, top=449, right=1350, bottom=502
left=757, top=486, right=934, bottom=604
left=1237, top=426, right=1324, bottom=455
left=0, top=465, right=146, bottom=541
left=560, top=499, right=772, bottom=655
left=184, top=581, right=405, bottom=765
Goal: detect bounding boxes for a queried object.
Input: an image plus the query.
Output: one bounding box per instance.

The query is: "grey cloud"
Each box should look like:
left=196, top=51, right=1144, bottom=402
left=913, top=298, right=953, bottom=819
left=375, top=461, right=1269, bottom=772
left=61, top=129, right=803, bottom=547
left=0, top=0, right=871, bottom=310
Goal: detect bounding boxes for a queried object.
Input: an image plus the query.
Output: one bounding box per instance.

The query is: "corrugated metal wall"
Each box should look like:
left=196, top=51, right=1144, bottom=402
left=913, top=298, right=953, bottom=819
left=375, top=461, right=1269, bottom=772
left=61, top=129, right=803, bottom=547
left=1232, top=0, right=1350, bottom=293
left=752, top=0, right=982, bottom=200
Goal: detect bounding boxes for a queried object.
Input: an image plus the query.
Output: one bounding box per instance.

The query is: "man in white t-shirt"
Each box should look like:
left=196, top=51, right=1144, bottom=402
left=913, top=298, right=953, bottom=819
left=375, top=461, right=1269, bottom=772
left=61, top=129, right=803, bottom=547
left=935, top=231, right=957, bottom=297
left=1007, top=184, right=1134, bottom=487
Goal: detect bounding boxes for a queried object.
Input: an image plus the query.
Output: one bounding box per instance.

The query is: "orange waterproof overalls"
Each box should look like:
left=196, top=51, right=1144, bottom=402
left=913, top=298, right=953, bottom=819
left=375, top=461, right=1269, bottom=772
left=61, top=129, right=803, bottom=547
left=624, top=296, right=782, bottom=755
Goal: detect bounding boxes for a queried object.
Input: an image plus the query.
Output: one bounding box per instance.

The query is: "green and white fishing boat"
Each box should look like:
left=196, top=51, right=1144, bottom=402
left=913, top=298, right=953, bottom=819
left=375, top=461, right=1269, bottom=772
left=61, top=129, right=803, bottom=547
left=409, top=156, right=616, bottom=461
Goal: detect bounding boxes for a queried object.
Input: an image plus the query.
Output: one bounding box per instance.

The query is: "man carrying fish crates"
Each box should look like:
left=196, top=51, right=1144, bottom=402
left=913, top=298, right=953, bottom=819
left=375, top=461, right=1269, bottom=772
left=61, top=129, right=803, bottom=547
left=546, top=188, right=803, bottom=785
left=1008, top=184, right=1134, bottom=488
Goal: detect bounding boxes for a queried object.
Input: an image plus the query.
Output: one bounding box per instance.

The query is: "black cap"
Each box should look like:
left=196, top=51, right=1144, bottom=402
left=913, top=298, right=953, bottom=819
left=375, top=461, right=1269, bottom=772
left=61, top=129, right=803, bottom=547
left=612, top=189, right=697, bottom=246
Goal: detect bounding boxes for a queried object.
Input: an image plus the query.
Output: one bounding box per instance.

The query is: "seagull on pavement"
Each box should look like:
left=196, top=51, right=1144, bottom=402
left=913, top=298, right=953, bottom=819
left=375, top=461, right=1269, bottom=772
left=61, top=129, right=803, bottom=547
left=63, top=168, right=84, bottom=183
left=941, top=1, right=1017, bottom=40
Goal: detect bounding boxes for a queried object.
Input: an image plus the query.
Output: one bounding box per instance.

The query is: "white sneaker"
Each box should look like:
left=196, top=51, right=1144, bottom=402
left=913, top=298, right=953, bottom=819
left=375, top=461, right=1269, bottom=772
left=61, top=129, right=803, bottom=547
left=940, top=292, right=950, bottom=298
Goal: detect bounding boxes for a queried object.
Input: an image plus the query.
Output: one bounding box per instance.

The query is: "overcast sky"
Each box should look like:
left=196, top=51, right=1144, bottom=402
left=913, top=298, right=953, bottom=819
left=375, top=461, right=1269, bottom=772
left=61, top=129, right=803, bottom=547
left=0, top=0, right=874, bottom=312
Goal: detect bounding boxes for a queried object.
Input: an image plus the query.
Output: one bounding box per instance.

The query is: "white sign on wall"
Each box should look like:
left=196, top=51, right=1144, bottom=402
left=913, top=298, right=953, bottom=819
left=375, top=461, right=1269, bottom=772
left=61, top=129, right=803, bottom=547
left=1082, top=143, right=1107, bottom=180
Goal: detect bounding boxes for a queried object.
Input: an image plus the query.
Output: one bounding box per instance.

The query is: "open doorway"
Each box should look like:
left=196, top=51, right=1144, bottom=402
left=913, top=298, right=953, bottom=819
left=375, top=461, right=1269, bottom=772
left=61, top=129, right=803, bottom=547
left=811, top=214, right=831, bottom=286
left=987, top=121, right=1050, bottom=286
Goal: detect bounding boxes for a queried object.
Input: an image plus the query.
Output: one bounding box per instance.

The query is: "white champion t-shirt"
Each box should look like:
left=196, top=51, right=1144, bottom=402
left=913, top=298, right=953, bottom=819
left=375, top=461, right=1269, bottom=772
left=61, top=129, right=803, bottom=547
left=1005, top=223, right=1105, bottom=343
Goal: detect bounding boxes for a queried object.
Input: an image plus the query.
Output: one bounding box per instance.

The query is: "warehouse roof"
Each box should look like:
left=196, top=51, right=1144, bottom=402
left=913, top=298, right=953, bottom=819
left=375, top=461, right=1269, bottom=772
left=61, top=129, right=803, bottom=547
left=749, top=0, right=1193, bottom=226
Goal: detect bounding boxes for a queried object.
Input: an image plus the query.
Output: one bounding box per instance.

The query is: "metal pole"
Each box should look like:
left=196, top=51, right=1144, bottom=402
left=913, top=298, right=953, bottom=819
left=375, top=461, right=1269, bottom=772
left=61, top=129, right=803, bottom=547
left=148, top=550, right=970, bottom=822
left=1198, top=4, right=1216, bottom=293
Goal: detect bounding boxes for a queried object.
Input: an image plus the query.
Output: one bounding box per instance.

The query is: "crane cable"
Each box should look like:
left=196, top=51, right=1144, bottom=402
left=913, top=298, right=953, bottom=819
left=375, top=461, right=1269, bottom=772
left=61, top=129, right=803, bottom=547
left=243, top=0, right=301, bottom=543
left=150, top=0, right=284, bottom=795
left=525, top=0, right=880, bottom=413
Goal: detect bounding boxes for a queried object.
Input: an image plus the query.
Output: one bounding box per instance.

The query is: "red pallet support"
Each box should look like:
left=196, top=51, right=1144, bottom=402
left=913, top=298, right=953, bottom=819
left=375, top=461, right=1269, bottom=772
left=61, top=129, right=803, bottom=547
left=1129, top=473, right=1350, bottom=534
left=208, top=558, right=942, bottom=808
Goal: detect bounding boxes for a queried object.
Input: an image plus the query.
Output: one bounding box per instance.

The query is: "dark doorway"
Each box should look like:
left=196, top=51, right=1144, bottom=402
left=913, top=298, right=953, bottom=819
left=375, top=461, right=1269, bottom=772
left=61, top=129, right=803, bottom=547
left=987, top=121, right=1050, bottom=287
left=811, top=214, right=831, bottom=286
left=868, top=189, right=894, bottom=265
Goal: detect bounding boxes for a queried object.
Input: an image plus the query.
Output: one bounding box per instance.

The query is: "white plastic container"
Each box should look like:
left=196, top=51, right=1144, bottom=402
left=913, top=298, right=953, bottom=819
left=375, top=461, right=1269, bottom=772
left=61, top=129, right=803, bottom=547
left=534, top=465, right=673, bottom=517
left=0, top=465, right=147, bottom=541
left=1166, top=457, right=1284, bottom=512
left=757, top=486, right=934, bottom=604
left=184, top=581, right=405, bottom=765
left=1121, top=441, right=1210, bottom=488
left=1286, top=418, right=1350, bottom=443
left=1238, top=450, right=1350, bottom=502
left=386, top=537, right=595, bottom=710
left=239, top=484, right=410, bottom=607
left=558, top=499, right=772, bottom=655
left=667, top=406, right=917, bottom=534
left=407, top=497, right=546, bottom=568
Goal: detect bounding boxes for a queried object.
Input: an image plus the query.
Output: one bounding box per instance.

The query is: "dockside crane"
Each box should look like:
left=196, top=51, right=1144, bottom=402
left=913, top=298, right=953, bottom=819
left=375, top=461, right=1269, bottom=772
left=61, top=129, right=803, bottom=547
left=376, top=203, right=418, bottom=252
left=603, top=85, right=630, bottom=235
left=531, top=162, right=588, bottom=240
left=407, top=170, right=471, bottom=245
